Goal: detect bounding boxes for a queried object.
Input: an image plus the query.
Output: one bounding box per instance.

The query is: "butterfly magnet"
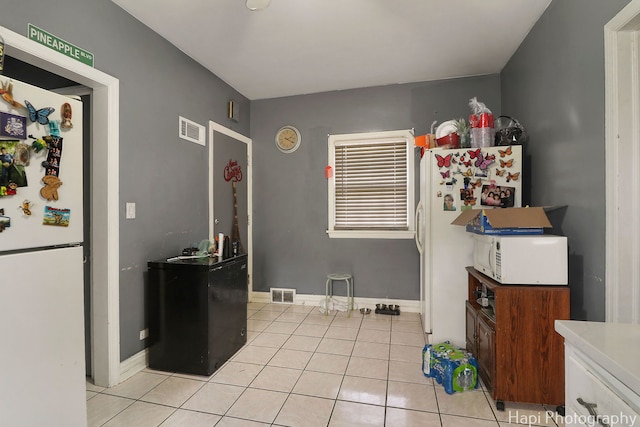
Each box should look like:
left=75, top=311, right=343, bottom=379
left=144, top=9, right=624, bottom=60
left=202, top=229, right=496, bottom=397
left=435, top=153, right=452, bottom=168
left=24, top=100, right=55, bottom=125
left=500, top=159, right=514, bottom=168
left=468, top=149, right=494, bottom=170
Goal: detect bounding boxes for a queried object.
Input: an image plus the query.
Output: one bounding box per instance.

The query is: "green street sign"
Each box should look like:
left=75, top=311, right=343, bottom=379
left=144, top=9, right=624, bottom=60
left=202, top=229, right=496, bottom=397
left=28, top=23, right=94, bottom=67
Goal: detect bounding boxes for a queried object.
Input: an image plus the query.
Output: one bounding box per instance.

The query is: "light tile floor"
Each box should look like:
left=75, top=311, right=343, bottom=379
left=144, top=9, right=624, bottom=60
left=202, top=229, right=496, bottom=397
left=86, top=302, right=565, bottom=427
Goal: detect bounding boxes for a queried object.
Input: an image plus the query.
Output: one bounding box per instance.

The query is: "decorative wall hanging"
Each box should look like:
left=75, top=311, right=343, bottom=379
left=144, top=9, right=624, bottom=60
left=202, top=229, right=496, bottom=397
left=223, top=159, right=244, bottom=255
left=223, top=159, right=243, bottom=182
left=1, top=112, right=27, bottom=139
left=43, top=206, right=70, bottom=226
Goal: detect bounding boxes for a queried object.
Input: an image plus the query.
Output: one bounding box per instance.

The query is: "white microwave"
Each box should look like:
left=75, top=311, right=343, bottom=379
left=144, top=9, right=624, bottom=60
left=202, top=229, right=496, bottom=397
left=473, top=234, right=568, bottom=285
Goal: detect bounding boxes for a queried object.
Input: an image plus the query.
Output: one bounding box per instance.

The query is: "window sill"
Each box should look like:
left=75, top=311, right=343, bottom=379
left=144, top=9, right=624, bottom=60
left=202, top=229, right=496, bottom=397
left=326, top=230, right=416, bottom=239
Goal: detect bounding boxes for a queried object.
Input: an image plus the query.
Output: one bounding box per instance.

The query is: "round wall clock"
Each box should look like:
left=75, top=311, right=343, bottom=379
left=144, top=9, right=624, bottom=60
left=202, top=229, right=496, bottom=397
left=275, top=125, right=301, bottom=153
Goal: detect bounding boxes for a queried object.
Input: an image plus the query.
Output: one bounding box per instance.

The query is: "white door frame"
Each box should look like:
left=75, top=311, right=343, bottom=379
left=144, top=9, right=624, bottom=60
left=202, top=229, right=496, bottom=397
left=1, top=26, right=121, bottom=386
left=208, top=122, right=253, bottom=296
left=605, top=1, right=640, bottom=324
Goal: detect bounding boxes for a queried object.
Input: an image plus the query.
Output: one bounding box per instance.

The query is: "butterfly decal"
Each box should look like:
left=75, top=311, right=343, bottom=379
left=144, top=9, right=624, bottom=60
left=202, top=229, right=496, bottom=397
left=440, top=170, right=450, bottom=179
left=500, top=159, right=514, bottom=168
left=459, top=156, right=472, bottom=167
left=25, top=100, right=55, bottom=125
left=469, top=179, right=482, bottom=190
left=435, top=153, right=453, bottom=168
left=499, top=146, right=512, bottom=157
left=467, top=149, right=481, bottom=159
left=507, top=172, right=520, bottom=182
left=495, top=169, right=506, bottom=177
left=462, top=168, right=473, bottom=177
left=475, top=152, right=494, bottom=170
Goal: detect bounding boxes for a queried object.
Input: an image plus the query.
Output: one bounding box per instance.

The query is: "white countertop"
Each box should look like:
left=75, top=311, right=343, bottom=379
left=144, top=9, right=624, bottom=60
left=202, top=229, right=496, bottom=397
left=555, top=320, right=640, bottom=396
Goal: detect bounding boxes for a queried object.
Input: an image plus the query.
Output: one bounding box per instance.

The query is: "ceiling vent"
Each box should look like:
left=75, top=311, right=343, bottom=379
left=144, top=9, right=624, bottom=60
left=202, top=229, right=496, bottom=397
left=179, top=116, right=205, bottom=146
left=270, top=288, right=296, bottom=304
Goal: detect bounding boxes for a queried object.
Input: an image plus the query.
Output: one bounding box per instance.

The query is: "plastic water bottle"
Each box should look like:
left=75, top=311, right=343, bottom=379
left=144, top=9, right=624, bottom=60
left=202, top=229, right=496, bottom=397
left=456, top=367, right=475, bottom=391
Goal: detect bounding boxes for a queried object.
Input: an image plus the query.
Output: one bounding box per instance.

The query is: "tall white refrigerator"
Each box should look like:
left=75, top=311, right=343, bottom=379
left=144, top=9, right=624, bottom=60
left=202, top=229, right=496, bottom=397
left=415, top=145, right=522, bottom=347
left=0, top=77, right=86, bottom=427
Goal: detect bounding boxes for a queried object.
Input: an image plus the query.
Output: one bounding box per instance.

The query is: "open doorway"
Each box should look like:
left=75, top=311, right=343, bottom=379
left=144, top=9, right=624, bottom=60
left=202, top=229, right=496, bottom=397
left=605, top=0, right=640, bottom=324
left=2, top=25, right=121, bottom=387
left=3, top=56, right=94, bottom=377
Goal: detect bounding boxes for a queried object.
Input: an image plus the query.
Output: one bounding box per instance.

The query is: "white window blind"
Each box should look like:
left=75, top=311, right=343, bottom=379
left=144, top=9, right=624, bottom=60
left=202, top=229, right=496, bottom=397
left=328, top=130, right=415, bottom=239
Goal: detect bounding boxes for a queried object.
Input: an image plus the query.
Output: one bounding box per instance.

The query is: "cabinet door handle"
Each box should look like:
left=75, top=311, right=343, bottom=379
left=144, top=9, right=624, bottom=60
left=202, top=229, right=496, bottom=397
left=576, top=398, right=610, bottom=427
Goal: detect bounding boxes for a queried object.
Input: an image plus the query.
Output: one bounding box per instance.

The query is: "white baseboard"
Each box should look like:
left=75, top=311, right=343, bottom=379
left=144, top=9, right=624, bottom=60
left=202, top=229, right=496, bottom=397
left=115, top=293, right=419, bottom=385
left=118, top=348, right=148, bottom=384
left=250, top=291, right=420, bottom=313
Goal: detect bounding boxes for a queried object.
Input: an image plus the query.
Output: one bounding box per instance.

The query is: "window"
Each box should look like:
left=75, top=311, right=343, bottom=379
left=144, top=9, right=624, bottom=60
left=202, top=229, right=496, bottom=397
left=327, top=129, right=415, bottom=239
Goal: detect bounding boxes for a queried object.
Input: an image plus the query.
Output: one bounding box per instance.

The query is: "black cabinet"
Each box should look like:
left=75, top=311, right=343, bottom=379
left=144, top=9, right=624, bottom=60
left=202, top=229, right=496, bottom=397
left=147, top=254, right=248, bottom=376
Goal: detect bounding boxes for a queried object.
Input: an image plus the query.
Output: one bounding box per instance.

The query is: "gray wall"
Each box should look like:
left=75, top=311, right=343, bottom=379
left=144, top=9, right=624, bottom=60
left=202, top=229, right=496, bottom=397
left=3, top=0, right=623, bottom=363
left=250, top=76, right=501, bottom=300
left=1, top=0, right=250, bottom=360
left=500, top=0, right=630, bottom=321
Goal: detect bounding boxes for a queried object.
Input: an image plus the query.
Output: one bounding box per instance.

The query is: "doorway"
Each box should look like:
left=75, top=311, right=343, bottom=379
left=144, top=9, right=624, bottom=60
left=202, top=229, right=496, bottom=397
left=605, top=0, right=640, bottom=324
left=209, top=122, right=253, bottom=296
left=2, top=25, right=121, bottom=386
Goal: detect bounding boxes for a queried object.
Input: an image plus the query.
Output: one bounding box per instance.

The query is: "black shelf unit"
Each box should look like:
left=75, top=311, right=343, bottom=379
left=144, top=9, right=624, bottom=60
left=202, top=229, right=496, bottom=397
left=147, top=254, right=248, bottom=376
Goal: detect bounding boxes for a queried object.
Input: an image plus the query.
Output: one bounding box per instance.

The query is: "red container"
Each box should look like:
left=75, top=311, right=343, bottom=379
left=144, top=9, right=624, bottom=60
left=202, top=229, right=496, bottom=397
left=479, top=113, right=494, bottom=128
left=436, top=133, right=460, bottom=149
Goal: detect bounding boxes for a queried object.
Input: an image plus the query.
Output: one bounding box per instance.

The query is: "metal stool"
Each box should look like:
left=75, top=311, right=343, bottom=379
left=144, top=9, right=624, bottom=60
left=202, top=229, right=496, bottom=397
left=325, top=273, right=354, bottom=316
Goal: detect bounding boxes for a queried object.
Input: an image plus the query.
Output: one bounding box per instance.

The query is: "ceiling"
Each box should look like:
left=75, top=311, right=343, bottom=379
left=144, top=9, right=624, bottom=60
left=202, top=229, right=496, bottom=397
left=112, top=0, right=551, bottom=101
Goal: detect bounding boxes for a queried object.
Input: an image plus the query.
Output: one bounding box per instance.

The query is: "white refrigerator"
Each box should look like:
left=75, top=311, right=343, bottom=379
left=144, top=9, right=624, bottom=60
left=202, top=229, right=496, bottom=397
left=415, top=145, right=522, bottom=347
left=0, top=77, right=86, bottom=427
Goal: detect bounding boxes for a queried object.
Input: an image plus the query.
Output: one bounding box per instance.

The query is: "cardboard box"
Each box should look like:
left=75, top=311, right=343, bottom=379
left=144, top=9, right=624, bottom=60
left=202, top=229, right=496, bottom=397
left=451, top=207, right=552, bottom=235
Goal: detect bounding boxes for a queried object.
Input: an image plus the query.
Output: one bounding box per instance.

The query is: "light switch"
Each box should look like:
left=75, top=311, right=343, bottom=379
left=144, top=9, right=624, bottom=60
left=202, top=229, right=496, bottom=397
left=126, top=202, right=136, bottom=219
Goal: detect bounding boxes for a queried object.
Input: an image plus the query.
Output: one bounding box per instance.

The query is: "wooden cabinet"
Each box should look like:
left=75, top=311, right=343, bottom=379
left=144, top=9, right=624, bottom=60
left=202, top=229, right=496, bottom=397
left=465, top=267, right=570, bottom=410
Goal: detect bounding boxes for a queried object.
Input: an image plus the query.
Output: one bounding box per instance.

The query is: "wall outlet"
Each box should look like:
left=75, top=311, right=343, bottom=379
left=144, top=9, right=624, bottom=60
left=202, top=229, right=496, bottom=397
left=139, top=328, right=148, bottom=340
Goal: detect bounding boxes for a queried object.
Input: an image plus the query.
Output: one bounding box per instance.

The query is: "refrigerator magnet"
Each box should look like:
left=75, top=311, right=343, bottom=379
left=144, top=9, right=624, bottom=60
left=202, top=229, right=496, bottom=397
left=0, top=209, right=9, bottom=231
left=0, top=112, right=27, bottom=139
left=19, top=199, right=33, bottom=216
left=40, top=175, right=62, bottom=201
left=443, top=194, right=456, bottom=211
left=60, top=102, right=73, bottom=129
left=43, top=206, right=70, bottom=227
left=48, top=120, right=61, bottom=138
left=6, top=182, right=17, bottom=195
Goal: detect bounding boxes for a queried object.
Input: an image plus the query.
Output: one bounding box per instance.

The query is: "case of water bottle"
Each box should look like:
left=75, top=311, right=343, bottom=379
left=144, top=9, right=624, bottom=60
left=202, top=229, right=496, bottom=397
left=422, top=341, right=479, bottom=394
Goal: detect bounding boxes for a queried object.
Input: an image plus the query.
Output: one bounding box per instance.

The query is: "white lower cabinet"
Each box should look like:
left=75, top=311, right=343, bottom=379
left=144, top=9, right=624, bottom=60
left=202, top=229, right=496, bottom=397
left=556, top=321, right=640, bottom=427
